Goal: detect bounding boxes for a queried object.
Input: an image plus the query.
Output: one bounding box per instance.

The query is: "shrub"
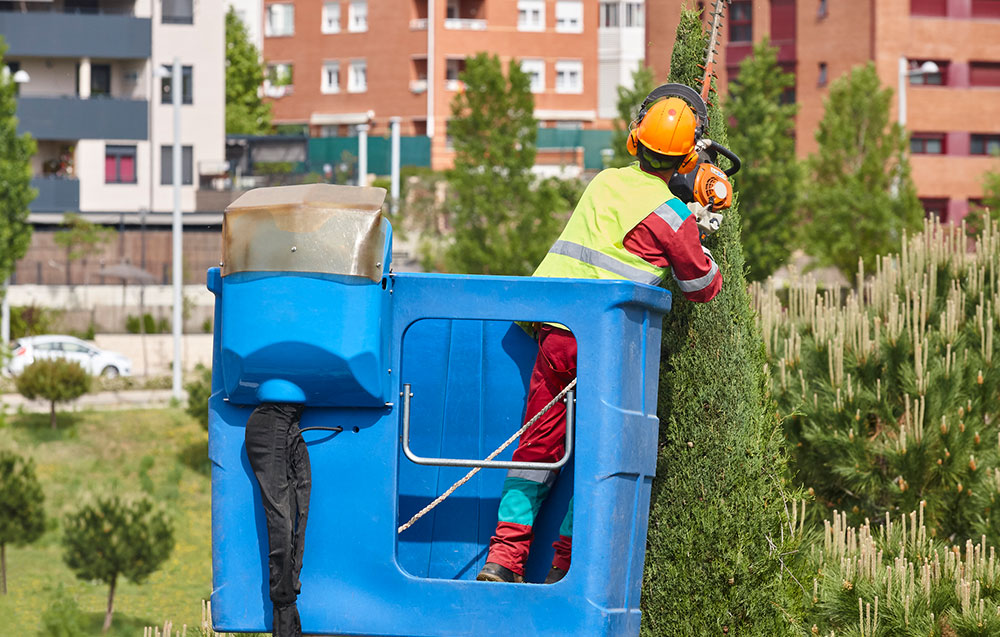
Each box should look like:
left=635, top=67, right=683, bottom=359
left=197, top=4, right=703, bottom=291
left=14, top=359, right=90, bottom=429
left=62, top=493, right=175, bottom=633
left=184, top=364, right=212, bottom=430
left=754, top=216, right=1000, bottom=545
left=0, top=449, right=45, bottom=594
left=126, top=313, right=169, bottom=334
left=38, top=584, right=88, bottom=637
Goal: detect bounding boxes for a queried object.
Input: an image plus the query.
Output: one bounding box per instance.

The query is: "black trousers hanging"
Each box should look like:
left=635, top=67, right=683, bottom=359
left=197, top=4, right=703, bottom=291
left=245, top=402, right=311, bottom=637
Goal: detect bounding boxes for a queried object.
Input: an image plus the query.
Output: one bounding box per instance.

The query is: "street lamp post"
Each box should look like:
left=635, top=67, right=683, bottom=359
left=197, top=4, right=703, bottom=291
left=154, top=59, right=184, bottom=399
left=898, top=57, right=940, bottom=128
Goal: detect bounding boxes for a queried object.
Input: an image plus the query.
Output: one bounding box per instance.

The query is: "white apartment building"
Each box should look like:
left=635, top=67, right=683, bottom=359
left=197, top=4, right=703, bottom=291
left=597, top=0, right=646, bottom=119
left=1, top=0, right=225, bottom=225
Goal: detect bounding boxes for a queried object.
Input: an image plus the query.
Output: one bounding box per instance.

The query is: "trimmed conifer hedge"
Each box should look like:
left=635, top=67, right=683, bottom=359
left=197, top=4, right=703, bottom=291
left=641, top=8, right=796, bottom=635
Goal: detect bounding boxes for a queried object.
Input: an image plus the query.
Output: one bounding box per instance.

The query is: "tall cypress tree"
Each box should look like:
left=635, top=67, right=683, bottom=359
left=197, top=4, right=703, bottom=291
left=641, top=9, right=796, bottom=635
left=0, top=37, right=36, bottom=284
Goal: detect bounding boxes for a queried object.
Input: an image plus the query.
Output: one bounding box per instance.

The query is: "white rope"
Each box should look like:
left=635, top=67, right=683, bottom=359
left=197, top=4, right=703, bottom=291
left=397, top=377, right=577, bottom=534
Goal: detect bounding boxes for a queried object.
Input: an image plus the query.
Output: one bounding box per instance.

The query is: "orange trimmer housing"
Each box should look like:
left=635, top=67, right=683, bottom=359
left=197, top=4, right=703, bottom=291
left=693, top=163, right=734, bottom=210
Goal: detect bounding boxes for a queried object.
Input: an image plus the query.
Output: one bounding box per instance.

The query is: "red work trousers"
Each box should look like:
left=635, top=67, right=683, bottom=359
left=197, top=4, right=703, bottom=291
left=486, top=324, right=576, bottom=576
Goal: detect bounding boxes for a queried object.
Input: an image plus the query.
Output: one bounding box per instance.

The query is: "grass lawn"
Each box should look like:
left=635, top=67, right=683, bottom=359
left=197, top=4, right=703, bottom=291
left=0, top=407, right=213, bottom=635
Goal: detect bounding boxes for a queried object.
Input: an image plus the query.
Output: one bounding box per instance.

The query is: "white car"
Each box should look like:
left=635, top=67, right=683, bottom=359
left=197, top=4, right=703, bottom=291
left=6, top=335, right=132, bottom=378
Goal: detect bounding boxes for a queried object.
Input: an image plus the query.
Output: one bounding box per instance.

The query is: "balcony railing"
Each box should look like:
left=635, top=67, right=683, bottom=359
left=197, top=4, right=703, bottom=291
left=30, top=177, right=80, bottom=214
left=409, top=80, right=428, bottom=94
left=16, top=97, right=147, bottom=141
left=444, top=18, right=486, bottom=29
left=410, top=18, right=428, bottom=30
left=0, top=11, right=151, bottom=59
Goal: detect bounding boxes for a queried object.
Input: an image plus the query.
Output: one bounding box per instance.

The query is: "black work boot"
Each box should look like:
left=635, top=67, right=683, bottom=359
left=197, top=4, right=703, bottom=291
left=476, top=562, right=524, bottom=583
left=544, top=566, right=567, bottom=584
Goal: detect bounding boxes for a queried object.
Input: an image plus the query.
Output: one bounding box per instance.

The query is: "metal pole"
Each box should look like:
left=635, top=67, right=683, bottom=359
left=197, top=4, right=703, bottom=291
left=390, top=116, right=401, bottom=214
left=426, top=0, right=435, bottom=138
left=171, top=57, right=183, bottom=400
left=1, top=277, right=10, bottom=347
left=357, top=123, right=369, bottom=187
left=898, top=56, right=908, bottom=128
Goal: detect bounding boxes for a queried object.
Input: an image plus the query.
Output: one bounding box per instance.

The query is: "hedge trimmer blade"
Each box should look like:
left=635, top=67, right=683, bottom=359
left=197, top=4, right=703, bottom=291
left=697, top=0, right=731, bottom=104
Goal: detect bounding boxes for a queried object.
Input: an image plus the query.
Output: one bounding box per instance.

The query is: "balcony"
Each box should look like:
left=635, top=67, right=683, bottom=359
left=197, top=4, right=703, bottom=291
left=16, top=96, right=147, bottom=141
left=409, top=79, right=428, bottom=93
left=410, top=18, right=428, bottom=30
left=444, top=18, right=486, bottom=30
left=0, top=11, right=151, bottom=59
left=30, top=177, right=80, bottom=213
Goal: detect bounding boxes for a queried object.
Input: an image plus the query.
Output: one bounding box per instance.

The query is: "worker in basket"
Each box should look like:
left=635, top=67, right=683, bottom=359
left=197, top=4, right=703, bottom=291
left=477, top=95, right=724, bottom=585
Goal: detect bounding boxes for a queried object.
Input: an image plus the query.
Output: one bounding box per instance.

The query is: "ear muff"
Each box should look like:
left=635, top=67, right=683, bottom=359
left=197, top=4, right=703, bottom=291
left=627, top=122, right=639, bottom=156
left=676, top=148, right=699, bottom=174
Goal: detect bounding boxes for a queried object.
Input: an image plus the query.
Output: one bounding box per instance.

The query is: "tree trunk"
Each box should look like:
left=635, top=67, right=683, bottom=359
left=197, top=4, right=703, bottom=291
left=102, top=574, right=117, bottom=633
left=1, top=543, right=7, bottom=595
left=50, top=401, right=57, bottom=429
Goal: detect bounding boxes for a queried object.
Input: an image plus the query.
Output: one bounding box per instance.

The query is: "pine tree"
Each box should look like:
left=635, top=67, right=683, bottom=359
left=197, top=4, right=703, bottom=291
left=803, top=63, right=923, bottom=279
left=607, top=65, right=657, bottom=169
left=725, top=38, right=802, bottom=281
left=0, top=450, right=45, bottom=595
left=444, top=54, right=566, bottom=275
left=225, top=7, right=272, bottom=135
left=641, top=9, right=795, bottom=635
left=62, top=494, right=174, bottom=633
left=0, top=37, right=36, bottom=284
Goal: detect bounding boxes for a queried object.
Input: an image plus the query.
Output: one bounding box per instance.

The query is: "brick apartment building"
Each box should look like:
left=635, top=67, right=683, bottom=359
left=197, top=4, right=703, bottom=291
left=647, top=0, right=1000, bottom=223
left=261, top=0, right=649, bottom=169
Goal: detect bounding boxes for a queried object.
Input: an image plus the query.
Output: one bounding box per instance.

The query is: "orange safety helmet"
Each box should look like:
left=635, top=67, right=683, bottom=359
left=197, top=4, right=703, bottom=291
left=627, top=97, right=700, bottom=174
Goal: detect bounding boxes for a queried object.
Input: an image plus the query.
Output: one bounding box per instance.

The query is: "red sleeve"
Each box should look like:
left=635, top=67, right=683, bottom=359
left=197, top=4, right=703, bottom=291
left=623, top=204, right=722, bottom=303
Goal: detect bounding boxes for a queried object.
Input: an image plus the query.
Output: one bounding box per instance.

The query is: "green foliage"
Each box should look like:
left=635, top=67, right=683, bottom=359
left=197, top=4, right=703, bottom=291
left=15, top=359, right=90, bottom=429
left=725, top=39, right=802, bottom=280
left=757, top=217, right=1000, bottom=546
left=0, top=38, right=37, bottom=284
left=795, top=506, right=1000, bottom=637
left=641, top=9, right=795, bottom=635
left=803, top=63, right=923, bottom=279
left=444, top=53, right=568, bottom=275
left=53, top=213, right=116, bottom=262
left=38, top=585, right=89, bottom=637
left=9, top=304, right=61, bottom=339
left=184, top=364, right=212, bottom=430
left=125, top=313, right=170, bottom=334
left=0, top=449, right=45, bottom=594
left=225, top=7, right=272, bottom=135
left=607, top=65, right=657, bottom=169
left=970, top=155, right=1000, bottom=235
left=62, top=494, right=175, bottom=632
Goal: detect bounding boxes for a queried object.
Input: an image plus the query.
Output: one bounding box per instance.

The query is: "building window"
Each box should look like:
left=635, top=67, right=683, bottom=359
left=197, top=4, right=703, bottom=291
left=87, top=63, right=112, bottom=97
left=599, top=1, right=619, bottom=27
left=105, top=145, right=136, bottom=184
left=322, top=61, right=340, bottom=94
left=265, top=3, right=295, bottom=36
left=624, top=2, right=643, bottom=27
left=160, top=65, right=193, bottom=104
left=971, top=134, right=1000, bottom=155
left=908, top=60, right=948, bottom=85
left=972, top=0, right=1000, bottom=18
left=518, top=0, right=545, bottom=31
left=162, top=0, right=194, bottom=24
left=520, top=58, right=545, bottom=93
left=322, top=2, right=340, bottom=33
left=920, top=198, right=949, bottom=221
left=729, top=1, right=752, bottom=42
left=348, top=59, right=367, bottom=92
left=970, top=62, right=1000, bottom=87
left=555, top=1, right=583, bottom=32
left=818, top=62, right=828, bottom=86
left=818, top=0, right=827, bottom=17
left=266, top=63, right=294, bottom=96
left=349, top=1, right=368, bottom=31
left=447, top=0, right=460, bottom=18
left=555, top=60, right=583, bottom=93
left=6, top=61, right=20, bottom=95
left=910, top=133, right=946, bottom=154
left=161, top=145, right=194, bottom=185
left=911, top=0, right=947, bottom=16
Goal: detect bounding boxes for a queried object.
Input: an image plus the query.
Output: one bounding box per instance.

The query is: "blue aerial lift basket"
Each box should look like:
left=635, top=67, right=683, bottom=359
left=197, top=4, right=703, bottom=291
left=209, top=184, right=672, bottom=636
